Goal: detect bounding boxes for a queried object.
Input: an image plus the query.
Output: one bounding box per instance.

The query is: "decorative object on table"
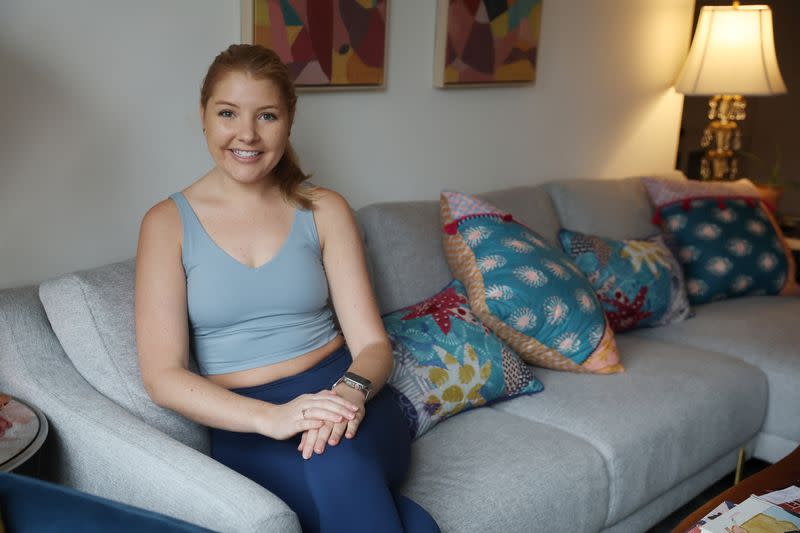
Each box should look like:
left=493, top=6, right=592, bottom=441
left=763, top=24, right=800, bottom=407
left=440, top=191, right=622, bottom=374
left=242, top=0, right=388, bottom=89
left=0, top=394, right=11, bottom=438
left=674, top=2, right=786, bottom=181
left=433, top=0, right=543, bottom=87
left=559, top=230, right=691, bottom=333
left=643, top=177, right=798, bottom=305
left=0, top=396, right=48, bottom=473
left=383, top=280, right=543, bottom=440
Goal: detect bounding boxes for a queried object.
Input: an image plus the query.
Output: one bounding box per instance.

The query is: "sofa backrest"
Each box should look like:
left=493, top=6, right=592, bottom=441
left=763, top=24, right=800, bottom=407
left=356, top=184, right=560, bottom=315
left=38, top=260, right=209, bottom=453
left=547, top=171, right=686, bottom=240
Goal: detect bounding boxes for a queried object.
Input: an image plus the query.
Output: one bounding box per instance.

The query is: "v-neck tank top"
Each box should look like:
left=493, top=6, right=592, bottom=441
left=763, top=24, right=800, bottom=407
left=170, top=192, right=339, bottom=376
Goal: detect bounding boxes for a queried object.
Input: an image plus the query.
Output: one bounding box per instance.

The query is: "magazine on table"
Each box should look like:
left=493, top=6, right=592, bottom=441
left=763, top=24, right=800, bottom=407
left=683, top=500, right=737, bottom=533
left=756, top=484, right=800, bottom=518
left=699, top=494, right=800, bottom=533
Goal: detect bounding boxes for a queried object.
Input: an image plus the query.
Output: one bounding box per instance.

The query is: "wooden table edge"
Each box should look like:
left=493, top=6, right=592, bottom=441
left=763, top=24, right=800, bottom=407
left=672, top=446, right=800, bottom=533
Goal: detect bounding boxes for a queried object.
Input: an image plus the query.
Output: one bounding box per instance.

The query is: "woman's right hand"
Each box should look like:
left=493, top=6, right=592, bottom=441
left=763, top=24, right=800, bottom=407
left=262, top=390, right=359, bottom=440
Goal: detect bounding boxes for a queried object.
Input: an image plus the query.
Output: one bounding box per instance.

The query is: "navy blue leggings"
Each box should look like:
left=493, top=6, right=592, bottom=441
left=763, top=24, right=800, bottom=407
left=210, top=346, right=440, bottom=533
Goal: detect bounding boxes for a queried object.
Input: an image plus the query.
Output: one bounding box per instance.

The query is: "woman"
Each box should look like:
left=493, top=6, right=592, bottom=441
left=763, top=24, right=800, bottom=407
left=135, top=44, right=439, bottom=533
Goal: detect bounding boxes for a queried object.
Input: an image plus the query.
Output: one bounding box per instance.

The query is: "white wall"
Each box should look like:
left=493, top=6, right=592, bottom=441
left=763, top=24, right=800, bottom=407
left=0, top=0, right=694, bottom=289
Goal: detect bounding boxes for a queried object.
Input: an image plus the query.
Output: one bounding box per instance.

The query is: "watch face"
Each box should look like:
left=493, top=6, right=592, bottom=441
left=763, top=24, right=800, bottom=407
left=345, top=372, right=371, bottom=388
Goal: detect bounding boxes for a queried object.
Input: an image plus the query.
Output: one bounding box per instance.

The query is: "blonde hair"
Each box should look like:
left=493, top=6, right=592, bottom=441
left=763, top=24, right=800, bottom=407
left=201, top=44, right=316, bottom=209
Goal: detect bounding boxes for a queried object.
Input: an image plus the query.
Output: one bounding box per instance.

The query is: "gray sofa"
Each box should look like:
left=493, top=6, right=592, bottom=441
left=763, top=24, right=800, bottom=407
left=1, top=173, right=797, bottom=533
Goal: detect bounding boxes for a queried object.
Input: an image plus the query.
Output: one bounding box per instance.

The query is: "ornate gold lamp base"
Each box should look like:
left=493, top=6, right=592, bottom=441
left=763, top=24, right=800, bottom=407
left=700, top=94, right=746, bottom=181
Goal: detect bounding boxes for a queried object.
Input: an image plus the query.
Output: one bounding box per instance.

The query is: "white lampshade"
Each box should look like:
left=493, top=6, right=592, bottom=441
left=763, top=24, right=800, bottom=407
left=675, top=4, right=787, bottom=96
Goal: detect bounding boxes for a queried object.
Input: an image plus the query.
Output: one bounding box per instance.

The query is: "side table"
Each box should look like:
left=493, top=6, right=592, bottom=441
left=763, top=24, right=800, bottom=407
left=673, top=446, right=800, bottom=532
left=0, top=395, right=49, bottom=474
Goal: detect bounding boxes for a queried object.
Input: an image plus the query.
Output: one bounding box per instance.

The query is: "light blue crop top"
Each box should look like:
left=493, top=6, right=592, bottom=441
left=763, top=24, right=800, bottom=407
left=170, top=192, right=339, bottom=375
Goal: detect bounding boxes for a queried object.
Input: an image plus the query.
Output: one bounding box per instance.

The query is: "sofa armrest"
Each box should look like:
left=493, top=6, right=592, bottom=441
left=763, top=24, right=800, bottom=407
left=0, top=287, right=300, bottom=533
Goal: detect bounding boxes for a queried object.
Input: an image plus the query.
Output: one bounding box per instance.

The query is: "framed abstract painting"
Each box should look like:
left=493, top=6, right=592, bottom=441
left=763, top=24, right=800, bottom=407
left=241, top=0, right=388, bottom=90
left=433, top=0, right=543, bottom=87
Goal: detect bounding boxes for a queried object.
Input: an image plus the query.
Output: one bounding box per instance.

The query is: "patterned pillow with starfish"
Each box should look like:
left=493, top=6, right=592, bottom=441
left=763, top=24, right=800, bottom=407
left=559, top=230, right=691, bottom=332
left=383, top=279, right=543, bottom=440
left=440, top=190, right=622, bottom=374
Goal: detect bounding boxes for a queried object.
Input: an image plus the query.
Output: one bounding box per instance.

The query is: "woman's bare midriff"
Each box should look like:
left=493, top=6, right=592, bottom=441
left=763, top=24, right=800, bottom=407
left=206, top=334, right=345, bottom=390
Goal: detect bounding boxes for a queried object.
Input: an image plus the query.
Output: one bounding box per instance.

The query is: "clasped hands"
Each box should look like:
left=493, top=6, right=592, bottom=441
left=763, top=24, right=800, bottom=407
left=297, top=384, right=366, bottom=460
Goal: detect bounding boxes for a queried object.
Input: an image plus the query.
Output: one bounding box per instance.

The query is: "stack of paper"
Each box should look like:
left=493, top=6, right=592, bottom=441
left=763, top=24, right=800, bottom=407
left=699, top=494, right=800, bottom=533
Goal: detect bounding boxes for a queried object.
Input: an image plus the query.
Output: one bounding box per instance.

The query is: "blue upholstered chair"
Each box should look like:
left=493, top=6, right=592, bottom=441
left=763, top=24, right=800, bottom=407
left=0, top=472, right=213, bottom=532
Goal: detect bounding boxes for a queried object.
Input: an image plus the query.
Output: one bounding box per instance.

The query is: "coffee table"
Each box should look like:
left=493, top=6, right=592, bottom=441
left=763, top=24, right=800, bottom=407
left=673, top=446, right=800, bottom=532
left=0, top=395, right=49, bottom=473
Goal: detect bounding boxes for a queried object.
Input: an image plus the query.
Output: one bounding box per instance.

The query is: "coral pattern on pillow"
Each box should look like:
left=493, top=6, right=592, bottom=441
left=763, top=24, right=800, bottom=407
left=440, top=191, right=622, bottom=374
left=643, top=177, right=798, bottom=305
left=559, top=230, right=691, bottom=332
left=383, top=280, right=543, bottom=440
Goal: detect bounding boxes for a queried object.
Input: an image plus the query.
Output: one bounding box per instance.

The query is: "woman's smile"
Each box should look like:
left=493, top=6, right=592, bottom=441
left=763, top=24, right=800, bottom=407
left=230, top=148, right=264, bottom=162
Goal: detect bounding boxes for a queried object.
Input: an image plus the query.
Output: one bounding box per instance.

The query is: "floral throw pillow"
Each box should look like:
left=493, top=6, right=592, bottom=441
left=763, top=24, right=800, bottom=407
left=559, top=230, right=691, bottom=332
left=643, top=177, right=798, bottom=305
left=440, top=191, right=622, bottom=374
left=383, top=280, right=543, bottom=440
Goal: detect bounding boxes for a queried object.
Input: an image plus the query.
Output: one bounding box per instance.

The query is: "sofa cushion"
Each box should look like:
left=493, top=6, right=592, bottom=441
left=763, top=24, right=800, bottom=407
left=559, top=230, right=691, bottom=332
left=441, top=191, right=622, bottom=374
left=630, top=296, right=800, bottom=445
left=402, top=407, right=609, bottom=533
left=491, top=334, right=767, bottom=526
left=383, top=280, right=543, bottom=439
left=643, top=177, right=798, bottom=305
left=38, top=260, right=208, bottom=452
left=547, top=172, right=685, bottom=240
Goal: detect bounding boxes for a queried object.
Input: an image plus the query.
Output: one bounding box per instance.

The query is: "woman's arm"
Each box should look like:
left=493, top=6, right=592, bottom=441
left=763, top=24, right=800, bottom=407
left=314, top=188, right=394, bottom=392
left=297, top=189, right=394, bottom=458
left=135, top=199, right=356, bottom=440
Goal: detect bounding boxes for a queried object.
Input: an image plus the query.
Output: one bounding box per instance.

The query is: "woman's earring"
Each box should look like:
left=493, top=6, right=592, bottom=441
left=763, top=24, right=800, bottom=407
left=202, top=128, right=206, bottom=134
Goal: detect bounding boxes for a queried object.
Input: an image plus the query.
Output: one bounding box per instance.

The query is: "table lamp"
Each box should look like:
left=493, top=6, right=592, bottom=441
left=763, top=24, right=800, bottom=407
left=675, top=1, right=786, bottom=181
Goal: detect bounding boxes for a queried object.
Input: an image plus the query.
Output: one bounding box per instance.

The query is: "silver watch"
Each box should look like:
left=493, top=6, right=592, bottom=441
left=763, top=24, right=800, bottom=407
left=333, top=372, right=372, bottom=401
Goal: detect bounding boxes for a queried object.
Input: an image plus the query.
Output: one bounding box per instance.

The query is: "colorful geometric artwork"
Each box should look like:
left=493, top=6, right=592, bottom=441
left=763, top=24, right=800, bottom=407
left=252, top=0, right=388, bottom=89
left=434, top=0, right=543, bottom=87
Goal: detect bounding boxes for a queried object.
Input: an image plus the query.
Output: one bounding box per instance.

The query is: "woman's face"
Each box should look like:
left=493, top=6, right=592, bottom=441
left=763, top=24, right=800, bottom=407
left=201, top=71, right=290, bottom=186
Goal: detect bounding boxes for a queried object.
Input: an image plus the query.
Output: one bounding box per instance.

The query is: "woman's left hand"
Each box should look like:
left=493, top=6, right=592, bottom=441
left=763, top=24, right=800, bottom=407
left=298, top=385, right=366, bottom=459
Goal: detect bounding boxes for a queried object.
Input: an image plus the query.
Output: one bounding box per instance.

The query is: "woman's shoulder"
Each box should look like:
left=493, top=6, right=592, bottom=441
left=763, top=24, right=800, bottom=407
left=139, top=195, right=183, bottom=242
left=309, top=186, right=351, bottom=214
left=143, top=195, right=181, bottom=224
left=308, top=187, right=358, bottom=249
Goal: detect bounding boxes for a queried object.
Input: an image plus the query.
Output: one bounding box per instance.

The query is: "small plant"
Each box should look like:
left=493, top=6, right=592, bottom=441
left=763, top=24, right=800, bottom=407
left=739, top=146, right=783, bottom=188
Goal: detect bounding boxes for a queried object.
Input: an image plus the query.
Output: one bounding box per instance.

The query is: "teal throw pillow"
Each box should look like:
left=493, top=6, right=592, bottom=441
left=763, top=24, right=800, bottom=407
left=559, top=230, right=691, bottom=332
left=441, top=191, right=622, bottom=374
left=644, top=178, right=798, bottom=305
left=384, top=280, right=543, bottom=440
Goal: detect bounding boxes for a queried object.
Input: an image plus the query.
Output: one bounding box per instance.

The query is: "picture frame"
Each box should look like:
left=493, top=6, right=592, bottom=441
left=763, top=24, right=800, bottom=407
left=240, top=0, right=389, bottom=91
left=433, top=0, right=543, bottom=88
